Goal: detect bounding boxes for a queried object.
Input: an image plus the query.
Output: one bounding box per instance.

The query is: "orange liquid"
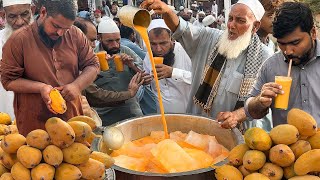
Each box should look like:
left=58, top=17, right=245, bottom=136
left=134, top=25, right=169, bottom=139
left=114, top=55, right=124, bottom=72
left=153, top=57, right=164, bottom=65
left=274, top=76, right=292, bottom=109
left=96, top=52, right=109, bottom=71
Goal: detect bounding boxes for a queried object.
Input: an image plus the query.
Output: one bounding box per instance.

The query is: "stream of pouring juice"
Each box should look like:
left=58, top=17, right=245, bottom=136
left=134, top=25, right=169, bottom=139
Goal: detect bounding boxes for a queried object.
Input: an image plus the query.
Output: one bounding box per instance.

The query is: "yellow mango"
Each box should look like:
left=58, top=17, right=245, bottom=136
left=62, top=142, right=91, bottom=165
left=3, top=125, right=18, bottom=135
left=90, top=151, right=114, bottom=169
left=11, top=162, right=31, bottom=180
left=0, top=173, right=14, bottom=180
left=283, top=164, right=296, bottom=179
left=244, top=173, right=269, bottom=180
left=1, top=134, right=26, bottom=154
left=49, top=89, right=67, bottom=114
left=289, top=140, right=311, bottom=158
left=31, top=163, right=55, bottom=180
left=287, top=108, right=317, bottom=136
left=42, top=145, right=63, bottom=167
left=270, top=124, right=299, bottom=145
left=307, top=131, right=320, bottom=149
left=289, top=175, right=320, bottom=180
left=244, top=127, right=272, bottom=151
left=238, top=165, right=255, bottom=177
left=214, top=165, right=243, bottom=180
left=294, top=149, right=320, bottom=175
left=269, top=144, right=295, bottom=167
left=243, top=150, right=266, bottom=171
left=17, top=145, right=42, bottom=168
left=45, top=117, right=75, bottom=148
left=26, top=129, right=50, bottom=150
left=68, top=121, right=92, bottom=143
left=68, top=116, right=97, bottom=131
left=0, top=113, right=11, bottom=125
left=0, top=164, right=8, bottom=177
left=227, top=143, right=250, bottom=166
left=55, top=163, right=82, bottom=180
left=77, top=158, right=105, bottom=179
left=259, top=162, right=283, bottom=180
left=0, top=152, right=17, bottom=169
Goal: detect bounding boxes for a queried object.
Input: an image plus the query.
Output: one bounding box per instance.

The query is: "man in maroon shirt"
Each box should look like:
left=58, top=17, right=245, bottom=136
left=0, top=0, right=100, bottom=136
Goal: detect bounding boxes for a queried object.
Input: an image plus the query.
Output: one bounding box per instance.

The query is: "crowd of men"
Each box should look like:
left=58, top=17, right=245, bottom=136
left=0, top=0, right=319, bottom=136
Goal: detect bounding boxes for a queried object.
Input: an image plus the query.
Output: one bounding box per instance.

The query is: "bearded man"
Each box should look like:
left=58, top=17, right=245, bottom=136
left=0, top=0, right=33, bottom=119
left=143, top=19, right=192, bottom=113
left=0, top=0, right=100, bottom=136
left=141, top=0, right=273, bottom=129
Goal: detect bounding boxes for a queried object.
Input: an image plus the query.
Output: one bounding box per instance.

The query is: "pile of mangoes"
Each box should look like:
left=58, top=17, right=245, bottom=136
left=0, top=115, right=114, bottom=180
left=215, top=108, right=320, bottom=180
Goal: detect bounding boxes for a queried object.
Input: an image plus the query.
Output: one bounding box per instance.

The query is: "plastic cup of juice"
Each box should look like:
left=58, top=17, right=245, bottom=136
left=96, top=52, right=109, bottom=71
left=153, top=57, right=164, bottom=65
left=114, top=55, right=124, bottom=72
left=274, top=76, right=292, bottom=110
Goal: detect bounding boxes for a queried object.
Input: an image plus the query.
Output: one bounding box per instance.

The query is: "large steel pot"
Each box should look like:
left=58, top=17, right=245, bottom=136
left=93, top=114, right=244, bottom=180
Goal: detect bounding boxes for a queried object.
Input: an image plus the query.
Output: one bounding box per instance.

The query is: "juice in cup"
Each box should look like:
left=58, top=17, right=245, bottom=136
left=274, top=76, right=292, bottom=109
left=153, top=57, right=164, bottom=65
left=114, top=55, right=124, bottom=72
left=96, top=52, right=109, bottom=71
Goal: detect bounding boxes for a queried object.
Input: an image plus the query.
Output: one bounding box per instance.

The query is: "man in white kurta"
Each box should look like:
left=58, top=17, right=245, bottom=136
left=0, top=0, right=32, bottom=118
left=143, top=19, right=192, bottom=113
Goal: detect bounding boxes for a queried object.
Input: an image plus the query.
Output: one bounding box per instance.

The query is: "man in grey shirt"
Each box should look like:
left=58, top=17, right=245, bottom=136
left=245, top=2, right=320, bottom=126
left=141, top=0, right=272, bottom=130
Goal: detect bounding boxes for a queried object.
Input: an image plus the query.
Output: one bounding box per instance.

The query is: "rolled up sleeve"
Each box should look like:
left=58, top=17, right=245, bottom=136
left=171, top=68, right=192, bottom=85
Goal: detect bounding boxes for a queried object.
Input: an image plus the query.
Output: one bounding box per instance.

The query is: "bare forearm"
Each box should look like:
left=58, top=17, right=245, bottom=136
left=6, top=78, right=47, bottom=93
left=248, top=96, right=269, bottom=119
left=162, top=10, right=180, bottom=33
left=233, top=107, right=247, bottom=123
left=74, top=66, right=98, bottom=91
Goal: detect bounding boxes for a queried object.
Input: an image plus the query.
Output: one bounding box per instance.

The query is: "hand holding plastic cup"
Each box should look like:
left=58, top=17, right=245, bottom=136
left=153, top=57, right=164, bottom=65
left=114, top=54, right=124, bottom=72
left=96, top=51, right=109, bottom=71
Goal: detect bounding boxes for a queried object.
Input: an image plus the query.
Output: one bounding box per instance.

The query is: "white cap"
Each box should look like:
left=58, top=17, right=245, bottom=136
left=236, top=0, right=265, bottom=21
left=198, top=11, right=205, bottom=15
left=98, top=18, right=120, bottom=34
left=179, top=6, right=184, bottom=10
left=203, top=15, right=216, bottom=26
left=147, top=19, right=171, bottom=33
left=3, top=0, right=31, bottom=7
left=187, top=9, right=193, bottom=13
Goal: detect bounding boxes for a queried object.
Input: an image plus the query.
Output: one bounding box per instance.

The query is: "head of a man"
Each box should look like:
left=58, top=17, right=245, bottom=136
left=217, top=0, right=264, bottom=59
left=98, top=19, right=120, bottom=55
left=111, top=4, right=118, bottom=16
left=259, top=0, right=283, bottom=35
left=198, top=12, right=205, bottom=22
left=37, top=0, right=77, bottom=45
left=94, top=9, right=101, bottom=19
left=148, top=20, right=175, bottom=66
left=273, top=2, right=316, bottom=66
left=120, top=25, right=135, bottom=43
left=74, top=18, right=97, bottom=49
left=180, top=9, right=190, bottom=21
left=3, top=0, right=32, bottom=30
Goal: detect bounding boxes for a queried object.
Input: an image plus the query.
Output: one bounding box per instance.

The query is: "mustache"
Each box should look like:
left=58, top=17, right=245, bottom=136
left=285, top=54, right=300, bottom=60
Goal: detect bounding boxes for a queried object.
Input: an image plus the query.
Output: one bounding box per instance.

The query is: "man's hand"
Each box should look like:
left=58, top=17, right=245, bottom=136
left=56, top=83, right=81, bottom=101
left=155, top=64, right=173, bottom=79
left=142, top=71, right=153, bottom=85
left=119, top=54, right=135, bottom=69
left=257, top=82, right=283, bottom=108
left=40, top=84, right=56, bottom=114
left=216, top=111, right=239, bottom=129
left=140, top=0, right=172, bottom=14
left=128, top=72, right=144, bottom=97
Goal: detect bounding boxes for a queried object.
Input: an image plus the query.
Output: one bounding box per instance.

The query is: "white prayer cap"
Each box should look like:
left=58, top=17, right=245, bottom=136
left=236, top=0, right=265, bottom=21
left=179, top=6, right=184, bottom=10
left=203, top=15, right=216, bottom=26
left=3, top=0, right=31, bottom=7
left=198, top=11, right=205, bottom=15
left=187, top=9, right=193, bottom=13
left=147, top=19, right=171, bottom=33
left=98, top=18, right=120, bottom=34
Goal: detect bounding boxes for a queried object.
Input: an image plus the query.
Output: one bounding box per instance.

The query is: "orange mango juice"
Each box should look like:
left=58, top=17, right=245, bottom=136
left=134, top=25, right=169, bottom=139
left=274, top=76, right=292, bottom=109
left=114, top=55, right=124, bottom=72
left=153, top=57, right=164, bottom=65
left=96, top=51, right=109, bottom=71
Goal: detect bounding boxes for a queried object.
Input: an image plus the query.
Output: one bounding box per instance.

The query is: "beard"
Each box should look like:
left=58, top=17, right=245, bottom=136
left=217, top=25, right=253, bottom=59
left=284, top=36, right=314, bottom=66
left=38, top=21, right=62, bottom=48
left=101, top=42, right=120, bottom=55
left=111, top=11, right=117, bottom=16
left=3, top=17, right=34, bottom=43
left=153, top=46, right=175, bottom=66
